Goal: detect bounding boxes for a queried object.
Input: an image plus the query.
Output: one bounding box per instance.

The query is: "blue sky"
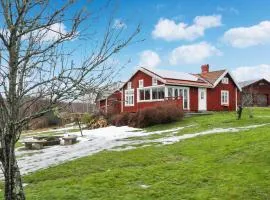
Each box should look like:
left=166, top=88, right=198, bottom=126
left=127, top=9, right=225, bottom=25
left=73, top=0, right=270, bottom=82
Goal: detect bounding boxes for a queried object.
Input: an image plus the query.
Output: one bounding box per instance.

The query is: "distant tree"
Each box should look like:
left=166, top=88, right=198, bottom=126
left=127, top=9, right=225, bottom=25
left=0, top=1, right=140, bottom=199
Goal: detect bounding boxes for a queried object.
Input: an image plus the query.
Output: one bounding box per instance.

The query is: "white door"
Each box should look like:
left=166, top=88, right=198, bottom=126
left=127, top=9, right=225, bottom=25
left=198, top=88, right=207, bottom=111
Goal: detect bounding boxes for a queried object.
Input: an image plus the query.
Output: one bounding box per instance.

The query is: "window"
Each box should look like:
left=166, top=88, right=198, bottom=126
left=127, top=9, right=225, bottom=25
left=183, top=89, right=188, bottom=109
left=138, top=87, right=164, bottom=101
left=179, top=89, right=183, bottom=97
left=139, top=88, right=151, bottom=101
left=168, top=88, right=173, bottom=97
left=222, top=77, right=229, bottom=84
left=152, top=87, right=165, bottom=100
left=125, top=89, right=134, bottom=106
left=166, top=87, right=189, bottom=110
left=221, top=90, right=229, bottom=105
left=139, top=80, right=144, bottom=88
left=200, top=91, right=204, bottom=100
left=174, top=88, right=179, bottom=97
left=152, top=78, right=158, bottom=86
left=127, top=82, right=132, bottom=89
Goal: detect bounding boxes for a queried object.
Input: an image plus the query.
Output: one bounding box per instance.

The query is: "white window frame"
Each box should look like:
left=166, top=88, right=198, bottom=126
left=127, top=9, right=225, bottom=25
left=137, top=85, right=165, bottom=102
left=166, top=86, right=190, bottom=110
left=221, top=90, right=229, bottom=105
left=125, top=89, right=134, bottom=106
left=139, top=79, right=144, bottom=88
left=127, top=82, right=132, bottom=89
left=222, top=77, right=229, bottom=84
left=152, top=77, right=158, bottom=86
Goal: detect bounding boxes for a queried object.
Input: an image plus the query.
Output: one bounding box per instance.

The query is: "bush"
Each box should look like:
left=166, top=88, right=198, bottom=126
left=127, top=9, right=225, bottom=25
left=111, top=103, right=184, bottom=128
left=81, top=113, right=93, bottom=124
left=110, top=112, right=130, bottom=127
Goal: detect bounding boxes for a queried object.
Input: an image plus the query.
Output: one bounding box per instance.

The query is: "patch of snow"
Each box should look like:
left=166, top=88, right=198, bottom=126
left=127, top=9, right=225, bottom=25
left=0, top=123, right=268, bottom=179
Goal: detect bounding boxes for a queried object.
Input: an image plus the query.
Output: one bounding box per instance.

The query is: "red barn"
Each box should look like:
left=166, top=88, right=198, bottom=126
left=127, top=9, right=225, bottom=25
left=239, top=78, right=270, bottom=107
left=98, top=64, right=242, bottom=113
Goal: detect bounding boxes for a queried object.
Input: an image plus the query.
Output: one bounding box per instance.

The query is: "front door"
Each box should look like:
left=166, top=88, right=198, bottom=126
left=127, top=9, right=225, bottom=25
left=198, top=88, right=207, bottom=111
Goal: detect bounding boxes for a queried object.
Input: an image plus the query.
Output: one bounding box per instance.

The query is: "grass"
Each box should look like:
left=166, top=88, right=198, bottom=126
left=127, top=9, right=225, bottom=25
left=128, top=107, right=270, bottom=141
left=1, top=107, right=270, bottom=199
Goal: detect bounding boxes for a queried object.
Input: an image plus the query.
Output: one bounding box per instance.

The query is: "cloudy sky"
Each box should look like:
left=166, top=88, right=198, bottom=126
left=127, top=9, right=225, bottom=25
left=75, top=0, right=270, bottom=82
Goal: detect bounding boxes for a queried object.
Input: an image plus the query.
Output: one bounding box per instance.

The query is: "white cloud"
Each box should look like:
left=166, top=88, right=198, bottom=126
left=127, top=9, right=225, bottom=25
left=113, top=19, right=127, bottom=29
left=1, top=23, right=71, bottom=42
left=223, top=21, right=270, bottom=48
left=152, top=15, right=222, bottom=41
left=23, top=23, right=70, bottom=42
left=232, top=64, right=270, bottom=81
left=169, top=42, right=222, bottom=65
left=139, top=50, right=161, bottom=68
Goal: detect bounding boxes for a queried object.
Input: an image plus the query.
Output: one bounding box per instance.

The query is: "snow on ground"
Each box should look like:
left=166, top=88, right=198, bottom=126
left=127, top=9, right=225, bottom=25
left=1, top=123, right=269, bottom=179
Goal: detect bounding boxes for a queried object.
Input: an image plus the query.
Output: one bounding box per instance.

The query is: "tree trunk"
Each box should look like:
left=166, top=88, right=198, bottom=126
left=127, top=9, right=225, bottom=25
left=3, top=139, right=25, bottom=200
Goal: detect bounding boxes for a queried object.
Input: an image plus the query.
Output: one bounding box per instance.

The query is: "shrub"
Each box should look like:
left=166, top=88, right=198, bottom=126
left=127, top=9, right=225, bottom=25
left=111, top=103, right=184, bottom=128
left=110, top=112, right=130, bottom=127
left=81, top=113, right=93, bottom=124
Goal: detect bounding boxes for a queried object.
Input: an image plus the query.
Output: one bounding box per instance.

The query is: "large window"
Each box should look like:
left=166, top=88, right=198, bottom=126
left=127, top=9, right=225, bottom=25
left=152, top=87, right=165, bottom=100
left=139, top=88, right=151, bottom=101
left=221, top=90, right=229, bottom=105
left=138, top=86, right=164, bottom=101
left=125, top=89, right=134, bottom=106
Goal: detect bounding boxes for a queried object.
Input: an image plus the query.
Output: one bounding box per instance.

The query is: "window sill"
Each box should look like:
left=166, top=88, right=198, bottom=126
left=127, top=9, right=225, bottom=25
left=221, top=104, right=229, bottom=107
left=138, top=99, right=165, bottom=103
left=125, top=104, right=134, bottom=107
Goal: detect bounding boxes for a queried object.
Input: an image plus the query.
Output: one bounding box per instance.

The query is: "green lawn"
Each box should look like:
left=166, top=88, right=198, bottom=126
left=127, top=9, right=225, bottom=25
left=1, top=107, right=270, bottom=199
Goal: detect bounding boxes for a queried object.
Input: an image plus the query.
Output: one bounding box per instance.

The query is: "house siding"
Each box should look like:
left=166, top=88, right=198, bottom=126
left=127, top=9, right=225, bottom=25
left=98, top=69, right=241, bottom=113
left=99, top=91, right=122, bottom=114
left=207, top=74, right=239, bottom=111
left=122, top=71, right=163, bottom=113
left=189, top=87, right=199, bottom=112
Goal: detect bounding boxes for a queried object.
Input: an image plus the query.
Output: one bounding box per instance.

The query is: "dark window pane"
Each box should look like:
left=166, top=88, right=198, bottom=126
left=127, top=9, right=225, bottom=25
left=140, top=90, right=144, bottom=100
left=158, top=88, right=165, bottom=99
left=175, top=89, right=178, bottom=97
left=152, top=88, right=158, bottom=99
left=168, top=88, right=173, bottom=97
left=145, top=89, right=150, bottom=100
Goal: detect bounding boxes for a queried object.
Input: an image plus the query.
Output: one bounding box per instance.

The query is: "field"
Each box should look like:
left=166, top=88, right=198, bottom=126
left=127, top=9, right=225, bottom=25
left=1, top=107, right=270, bottom=199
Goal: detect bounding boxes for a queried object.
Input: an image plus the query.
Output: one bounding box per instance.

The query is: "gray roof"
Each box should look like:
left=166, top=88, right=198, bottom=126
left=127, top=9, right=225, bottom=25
left=239, top=79, right=265, bottom=88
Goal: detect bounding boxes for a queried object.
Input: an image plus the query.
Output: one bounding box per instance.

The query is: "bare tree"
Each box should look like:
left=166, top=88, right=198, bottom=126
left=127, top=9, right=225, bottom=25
left=0, top=1, right=140, bottom=199
left=241, top=86, right=258, bottom=118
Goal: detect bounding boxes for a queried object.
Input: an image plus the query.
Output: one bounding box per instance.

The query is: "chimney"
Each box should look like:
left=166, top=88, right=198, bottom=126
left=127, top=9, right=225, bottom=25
left=201, top=64, right=209, bottom=74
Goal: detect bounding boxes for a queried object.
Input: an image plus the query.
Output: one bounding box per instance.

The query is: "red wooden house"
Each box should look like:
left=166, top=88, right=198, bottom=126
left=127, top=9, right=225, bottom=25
left=239, top=78, right=270, bottom=107
left=98, top=64, right=242, bottom=113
